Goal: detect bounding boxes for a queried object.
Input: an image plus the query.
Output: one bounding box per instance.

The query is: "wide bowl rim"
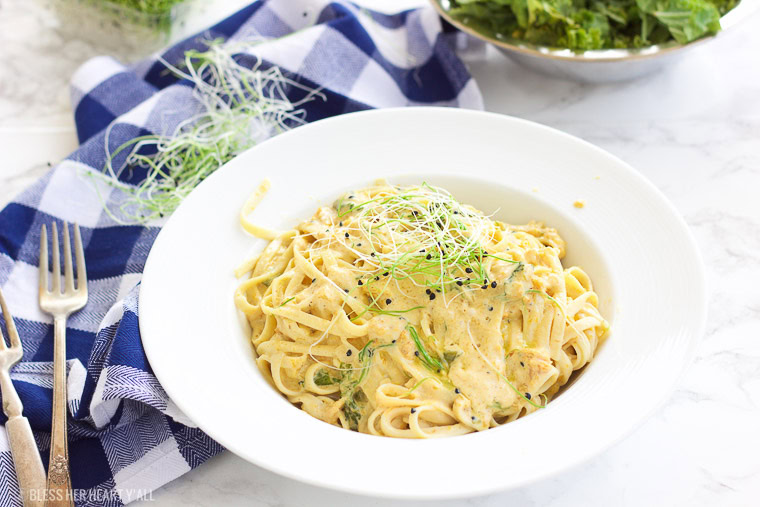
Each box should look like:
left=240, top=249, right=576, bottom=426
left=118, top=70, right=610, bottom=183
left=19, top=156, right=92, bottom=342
left=139, top=107, right=707, bottom=499
left=431, top=0, right=758, bottom=63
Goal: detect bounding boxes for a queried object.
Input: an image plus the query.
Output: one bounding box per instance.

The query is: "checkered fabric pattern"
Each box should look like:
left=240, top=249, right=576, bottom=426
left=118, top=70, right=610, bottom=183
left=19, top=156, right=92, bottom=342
left=0, top=0, right=482, bottom=504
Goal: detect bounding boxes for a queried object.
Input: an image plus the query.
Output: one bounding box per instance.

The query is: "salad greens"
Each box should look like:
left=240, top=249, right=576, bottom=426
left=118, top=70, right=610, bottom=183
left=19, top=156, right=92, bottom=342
left=106, top=0, right=186, bottom=16
left=446, top=0, right=740, bottom=50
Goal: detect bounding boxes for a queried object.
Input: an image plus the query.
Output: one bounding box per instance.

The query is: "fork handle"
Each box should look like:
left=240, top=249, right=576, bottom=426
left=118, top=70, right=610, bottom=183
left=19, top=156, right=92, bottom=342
left=2, top=367, right=47, bottom=506
left=6, top=415, right=47, bottom=506
left=45, top=316, right=74, bottom=507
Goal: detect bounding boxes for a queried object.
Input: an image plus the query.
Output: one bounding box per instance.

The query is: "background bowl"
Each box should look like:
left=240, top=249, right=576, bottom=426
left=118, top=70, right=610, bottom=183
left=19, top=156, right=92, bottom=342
left=140, top=108, right=706, bottom=498
left=431, top=0, right=759, bottom=82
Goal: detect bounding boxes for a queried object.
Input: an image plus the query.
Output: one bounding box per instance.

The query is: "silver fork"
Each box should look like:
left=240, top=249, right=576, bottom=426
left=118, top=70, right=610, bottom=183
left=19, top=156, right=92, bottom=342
left=39, top=223, right=87, bottom=507
left=0, top=287, right=47, bottom=506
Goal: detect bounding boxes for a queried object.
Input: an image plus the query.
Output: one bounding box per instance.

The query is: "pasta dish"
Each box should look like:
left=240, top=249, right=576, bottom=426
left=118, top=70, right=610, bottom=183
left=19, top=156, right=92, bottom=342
left=235, top=181, right=609, bottom=438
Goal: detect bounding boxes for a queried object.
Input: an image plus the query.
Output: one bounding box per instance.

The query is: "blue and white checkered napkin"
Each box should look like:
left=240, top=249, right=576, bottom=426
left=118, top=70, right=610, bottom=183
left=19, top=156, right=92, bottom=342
left=0, top=0, right=482, bottom=504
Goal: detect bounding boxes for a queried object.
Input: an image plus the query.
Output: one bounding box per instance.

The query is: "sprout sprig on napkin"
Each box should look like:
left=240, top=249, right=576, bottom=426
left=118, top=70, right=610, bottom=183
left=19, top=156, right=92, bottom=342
left=91, top=40, right=324, bottom=224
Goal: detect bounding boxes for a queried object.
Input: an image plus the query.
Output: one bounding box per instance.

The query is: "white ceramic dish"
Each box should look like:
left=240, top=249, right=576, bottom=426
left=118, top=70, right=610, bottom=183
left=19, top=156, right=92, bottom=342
left=140, top=108, right=706, bottom=499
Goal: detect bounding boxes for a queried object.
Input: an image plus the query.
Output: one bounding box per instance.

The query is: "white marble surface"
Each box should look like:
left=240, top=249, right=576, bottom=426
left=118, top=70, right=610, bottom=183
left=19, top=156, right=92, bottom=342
left=1, top=0, right=759, bottom=505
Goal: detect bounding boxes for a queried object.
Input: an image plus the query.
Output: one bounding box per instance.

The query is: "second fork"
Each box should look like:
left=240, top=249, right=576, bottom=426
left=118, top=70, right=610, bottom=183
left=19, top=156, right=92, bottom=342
left=39, top=223, right=88, bottom=507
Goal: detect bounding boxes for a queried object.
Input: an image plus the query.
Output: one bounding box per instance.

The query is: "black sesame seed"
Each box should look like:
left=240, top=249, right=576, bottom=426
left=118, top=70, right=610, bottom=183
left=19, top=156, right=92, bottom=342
left=436, top=289, right=441, bottom=293
left=426, top=289, right=431, bottom=294
left=358, top=280, right=363, bottom=286
left=348, top=195, right=354, bottom=199
left=370, top=252, right=375, bottom=257
left=415, top=351, right=420, bottom=356
left=344, top=232, right=349, bottom=238
left=357, top=243, right=362, bottom=247
left=346, top=350, right=353, bottom=356
left=491, top=281, right=497, bottom=288
left=344, top=288, right=349, bottom=293
left=482, top=284, right=488, bottom=290
left=484, top=278, right=489, bottom=285
left=411, top=408, right=417, bottom=414
left=420, top=249, right=425, bottom=253
left=489, top=306, right=494, bottom=311
left=471, top=416, right=476, bottom=420
left=454, top=388, right=461, bottom=394
left=520, top=361, right=525, bottom=367
left=311, top=278, right=316, bottom=284
left=386, top=298, right=392, bottom=305
left=456, top=280, right=463, bottom=286
left=392, top=339, right=396, bottom=343
left=525, top=393, right=531, bottom=400
left=339, top=221, right=343, bottom=226
left=429, top=293, right=436, bottom=300
left=465, top=267, right=473, bottom=273
left=426, top=254, right=432, bottom=260
left=383, top=272, right=389, bottom=276
left=375, top=276, right=379, bottom=281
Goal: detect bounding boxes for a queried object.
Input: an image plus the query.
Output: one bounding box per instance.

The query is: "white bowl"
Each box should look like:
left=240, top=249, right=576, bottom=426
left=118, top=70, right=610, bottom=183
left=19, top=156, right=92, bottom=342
left=140, top=108, right=706, bottom=499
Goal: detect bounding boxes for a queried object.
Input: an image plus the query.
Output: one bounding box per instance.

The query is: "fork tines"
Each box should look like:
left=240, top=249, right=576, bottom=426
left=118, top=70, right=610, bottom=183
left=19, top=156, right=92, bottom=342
left=39, top=222, right=87, bottom=296
left=0, top=286, right=21, bottom=351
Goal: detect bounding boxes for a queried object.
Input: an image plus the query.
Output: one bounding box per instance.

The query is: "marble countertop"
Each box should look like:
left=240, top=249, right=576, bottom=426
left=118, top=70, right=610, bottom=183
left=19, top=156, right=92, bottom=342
left=2, top=1, right=759, bottom=505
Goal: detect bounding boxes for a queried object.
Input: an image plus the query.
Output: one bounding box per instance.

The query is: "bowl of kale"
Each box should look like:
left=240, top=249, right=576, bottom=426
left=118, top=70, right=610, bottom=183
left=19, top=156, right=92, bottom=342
left=432, top=0, right=755, bottom=81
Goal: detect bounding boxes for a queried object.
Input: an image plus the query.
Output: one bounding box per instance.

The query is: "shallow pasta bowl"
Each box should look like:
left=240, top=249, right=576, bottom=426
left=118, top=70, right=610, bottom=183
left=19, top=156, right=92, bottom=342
left=139, top=107, right=706, bottom=499
left=431, top=0, right=760, bottom=82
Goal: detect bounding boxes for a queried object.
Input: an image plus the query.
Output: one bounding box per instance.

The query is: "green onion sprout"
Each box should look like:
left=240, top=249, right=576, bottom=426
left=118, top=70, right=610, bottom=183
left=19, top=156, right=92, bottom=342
left=89, top=39, right=325, bottom=224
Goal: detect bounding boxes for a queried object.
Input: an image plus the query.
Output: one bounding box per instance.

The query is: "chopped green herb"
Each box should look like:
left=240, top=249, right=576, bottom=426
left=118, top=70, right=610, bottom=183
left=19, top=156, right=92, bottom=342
left=443, top=350, right=461, bottom=365
left=338, top=340, right=396, bottom=430
left=314, top=369, right=341, bottom=386
left=508, top=262, right=524, bottom=281
left=407, top=324, right=446, bottom=373
left=342, top=391, right=364, bottom=431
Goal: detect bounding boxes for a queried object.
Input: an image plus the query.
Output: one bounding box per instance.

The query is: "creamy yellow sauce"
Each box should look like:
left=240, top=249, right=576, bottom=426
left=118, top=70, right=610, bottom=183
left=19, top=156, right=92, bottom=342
left=235, top=182, right=609, bottom=438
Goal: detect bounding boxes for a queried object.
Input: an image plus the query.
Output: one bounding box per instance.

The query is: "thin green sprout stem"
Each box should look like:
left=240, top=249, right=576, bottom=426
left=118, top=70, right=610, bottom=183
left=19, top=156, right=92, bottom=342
left=405, top=376, right=442, bottom=396
left=92, top=39, right=325, bottom=224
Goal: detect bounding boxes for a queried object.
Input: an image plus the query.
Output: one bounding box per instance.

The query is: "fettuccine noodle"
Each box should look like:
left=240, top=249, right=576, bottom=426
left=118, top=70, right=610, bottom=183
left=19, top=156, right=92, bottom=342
left=235, top=181, right=609, bottom=438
